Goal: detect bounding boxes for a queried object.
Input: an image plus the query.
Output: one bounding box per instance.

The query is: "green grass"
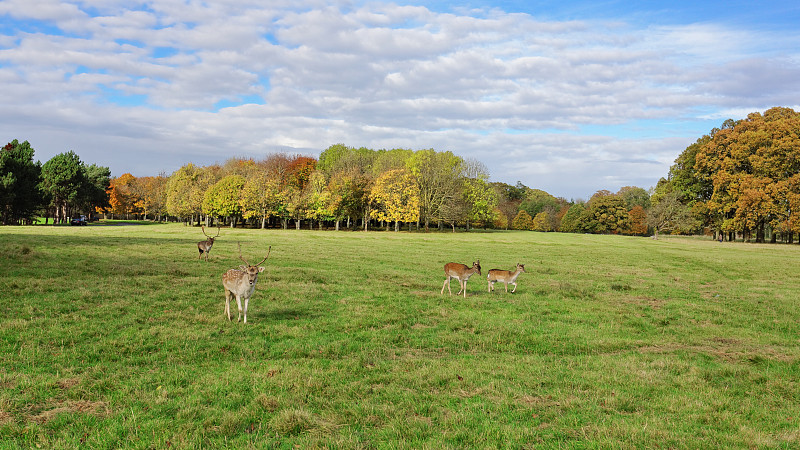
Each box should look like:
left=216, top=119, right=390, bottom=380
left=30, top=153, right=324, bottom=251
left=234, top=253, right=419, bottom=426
left=1, top=224, right=799, bottom=448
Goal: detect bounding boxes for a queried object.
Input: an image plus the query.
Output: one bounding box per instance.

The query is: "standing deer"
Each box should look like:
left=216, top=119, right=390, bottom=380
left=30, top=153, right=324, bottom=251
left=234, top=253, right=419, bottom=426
left=441, top=260, right=481, bottom=298
left=197, top=225, right=220, bottom=261
left=487, top=263, right=526, bottom=293
left=222, top=243, right=271, bottom=324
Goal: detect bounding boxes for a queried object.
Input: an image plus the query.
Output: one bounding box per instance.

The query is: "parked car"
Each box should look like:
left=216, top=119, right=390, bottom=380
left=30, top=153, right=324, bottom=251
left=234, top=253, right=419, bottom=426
left=70, top=216, right=87, bottom=226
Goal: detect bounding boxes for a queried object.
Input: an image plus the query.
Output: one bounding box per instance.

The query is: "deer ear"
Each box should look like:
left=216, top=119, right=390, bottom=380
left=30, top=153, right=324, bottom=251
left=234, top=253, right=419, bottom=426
left=239, top=265, right=248, bottom=271
left=258, top=266, right=265, bottom=273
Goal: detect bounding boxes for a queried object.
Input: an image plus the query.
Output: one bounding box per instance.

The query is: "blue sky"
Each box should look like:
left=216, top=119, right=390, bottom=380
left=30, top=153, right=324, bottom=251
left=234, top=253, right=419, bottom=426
left=1, top=0, right=799, bottom=199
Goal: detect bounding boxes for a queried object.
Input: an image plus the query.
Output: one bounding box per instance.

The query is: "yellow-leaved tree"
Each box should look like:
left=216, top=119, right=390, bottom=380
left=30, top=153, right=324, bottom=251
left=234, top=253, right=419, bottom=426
left=369, top=168, right=420, bottom=231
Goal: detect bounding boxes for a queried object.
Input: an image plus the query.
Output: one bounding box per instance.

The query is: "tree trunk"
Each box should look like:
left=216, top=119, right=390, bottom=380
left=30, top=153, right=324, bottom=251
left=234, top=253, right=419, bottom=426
left=394, top=220, right=399, bottom=232
left=335, top=220, right=340, bottom=231
left=295, top=219, right=300, bottom=230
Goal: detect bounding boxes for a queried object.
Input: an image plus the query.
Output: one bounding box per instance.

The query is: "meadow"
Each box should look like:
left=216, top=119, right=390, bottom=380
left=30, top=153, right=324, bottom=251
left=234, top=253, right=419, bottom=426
left=1, top=223, right=799, bottom=448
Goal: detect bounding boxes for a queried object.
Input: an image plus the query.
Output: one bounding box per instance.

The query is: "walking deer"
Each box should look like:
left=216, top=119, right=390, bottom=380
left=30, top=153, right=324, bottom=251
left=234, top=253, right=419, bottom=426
left=198, top=225, right=221, bottom=261
left=487, top=263, right=525, bottom=293
left=222, top=243, right=271, bottom=324
left=441, top=260, right=481, bottom=298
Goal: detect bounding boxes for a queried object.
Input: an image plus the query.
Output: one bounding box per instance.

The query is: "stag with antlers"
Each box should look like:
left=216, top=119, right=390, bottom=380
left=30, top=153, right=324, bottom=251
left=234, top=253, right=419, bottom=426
left=197, top=225, right=220, bottom=261
left=222, top=243, right=271, bottom=324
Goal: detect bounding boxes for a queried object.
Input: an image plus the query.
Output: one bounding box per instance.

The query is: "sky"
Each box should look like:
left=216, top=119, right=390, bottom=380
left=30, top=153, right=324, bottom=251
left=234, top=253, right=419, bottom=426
left=1, top=1, right=799, bottom=200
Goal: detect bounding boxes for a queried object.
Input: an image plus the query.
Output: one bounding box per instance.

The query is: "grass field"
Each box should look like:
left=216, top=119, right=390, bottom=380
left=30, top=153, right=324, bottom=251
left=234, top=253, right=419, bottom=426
left=1, top=224, right=799, bottom=448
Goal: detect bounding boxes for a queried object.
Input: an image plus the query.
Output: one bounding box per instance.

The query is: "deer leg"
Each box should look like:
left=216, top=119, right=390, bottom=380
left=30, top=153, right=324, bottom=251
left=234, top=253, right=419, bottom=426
left=235, top=295, right=243, bottom=322
left=225, top=290, right=232, bottom=321
left=456, top=279, right=464, bottom=296
left=510, top=282, right=517, bottom=293
left=442, top=277, right=451, bottom=295
left=243, top=296, right=249, bottom=324
left=461, top=280, right=467, bottom=297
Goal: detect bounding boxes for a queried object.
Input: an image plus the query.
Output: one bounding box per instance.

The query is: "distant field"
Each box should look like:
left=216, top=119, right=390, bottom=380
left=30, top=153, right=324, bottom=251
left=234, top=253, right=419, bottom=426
left=1, top=224, right=799, bottom=448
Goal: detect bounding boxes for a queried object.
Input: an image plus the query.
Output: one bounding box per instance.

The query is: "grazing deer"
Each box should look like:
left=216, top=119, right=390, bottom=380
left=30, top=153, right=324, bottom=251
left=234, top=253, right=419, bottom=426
left=441, top=260, right=481, bottom=298
left=198, top=225, right=220, bottom=261
left=222, top=243, right=271, bottom=324
left=487, top=263, right=526, bottom=293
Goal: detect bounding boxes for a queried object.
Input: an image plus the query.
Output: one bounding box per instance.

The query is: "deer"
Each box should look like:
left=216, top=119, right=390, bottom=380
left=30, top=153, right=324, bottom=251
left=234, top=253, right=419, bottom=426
left=441, top=260, right=481, bottom=298
left=222, top=243, right=271, bottom=324
left=197, top=225, right=220, bottom=261
left=487, top=263, right=526, bottom=293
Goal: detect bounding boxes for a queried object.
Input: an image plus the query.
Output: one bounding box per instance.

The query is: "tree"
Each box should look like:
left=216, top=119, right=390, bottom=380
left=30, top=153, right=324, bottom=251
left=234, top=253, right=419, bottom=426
left=81, top=164, right=111, bottom=219
left=106, top=173, right=139, bottom=218
left=627, top=205, right=648, bottom=235
left=407, top=149, right=463, bottom=230
left=520, top=189, right=559, bottom=218
left=560, top=202, right=586, bottom=233
left=203, top=175, right=246, bottom=227
left=462, top=162, right=497, bottom=229
left=617, top=186, right=651, bottom=210
left=240, top=170, right=282, bottom=229
left=512, top=210, right=534, bottom=230
left=694, top=108, right=800, bottom=242
left=132, top=174, right=168, bottom=221
left=532, top=211, right=553, bottom=232
left=369, top=168, right=420, bottom=231
left=40, top=151, right=87, bottom=223
left=583, top=191, right=631, bottom=234
left=491, top=181, right=526, bottom=230
left=166, top=163, right=200, bottom=223
left=304, top=171, right=332, bottom=230
left=0, top=140, right=42, bottom=224
left=647, top=192, right=696, bottom=239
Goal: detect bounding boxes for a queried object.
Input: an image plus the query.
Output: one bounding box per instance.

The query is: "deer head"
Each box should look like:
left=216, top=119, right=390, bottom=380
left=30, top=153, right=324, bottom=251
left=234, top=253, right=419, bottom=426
left=236, top=242, right=270, bottom=284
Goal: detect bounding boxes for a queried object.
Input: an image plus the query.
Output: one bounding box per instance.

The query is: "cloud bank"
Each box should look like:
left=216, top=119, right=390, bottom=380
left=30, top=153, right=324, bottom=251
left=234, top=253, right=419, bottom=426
left=1, top=1, right=799, bottom=198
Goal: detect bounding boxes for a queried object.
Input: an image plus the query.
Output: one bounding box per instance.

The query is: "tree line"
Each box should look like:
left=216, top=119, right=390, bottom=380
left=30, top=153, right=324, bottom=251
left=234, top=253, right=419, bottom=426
left=0, top=140, right=110, bottom=225
left=654, top=106, right=800, bottom=242
left=4, top=106, right=798, bottom=240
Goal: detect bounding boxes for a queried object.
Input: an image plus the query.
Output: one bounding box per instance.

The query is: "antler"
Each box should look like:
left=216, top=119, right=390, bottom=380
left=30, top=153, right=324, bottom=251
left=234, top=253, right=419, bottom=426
left=237, top=242, right=250, bottom=266
left=201, top=225, right=209, bottom=237
left=255, top=246, right=271, bottom=266
left=237, top=243, right=271, bottom=267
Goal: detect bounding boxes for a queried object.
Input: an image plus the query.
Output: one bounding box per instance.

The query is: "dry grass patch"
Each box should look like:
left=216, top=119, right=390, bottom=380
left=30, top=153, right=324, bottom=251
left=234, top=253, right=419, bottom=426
left=29, top=400, right=110, bottom=424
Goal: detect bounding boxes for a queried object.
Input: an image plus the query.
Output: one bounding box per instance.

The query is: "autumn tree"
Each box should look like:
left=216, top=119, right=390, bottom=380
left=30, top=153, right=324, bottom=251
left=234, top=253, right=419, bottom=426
left=106, top=173, right=140, bottom=218
left=583, top=191, right=631, bottom=234
left=203, top=175, right=246, bottom=227
left=560, top=202, right=586, bottom=233
left=511, top=210, right=534, bottom=230
left=694, top=108, right=800, bottom=242
left=166, top=163, right=200, bottom=224
left=627, top=205, right=648, bottom=235
left=491, top=181, right=526, bottom=230
left=239, top=170, right=282, bottom=229
left=304, top=171, right=332, bottom=230
left=532, top=211, right=553, bottom=232
left=131, top=174, right=168, bottom=221
left=369, top=168, right=420, bottom=231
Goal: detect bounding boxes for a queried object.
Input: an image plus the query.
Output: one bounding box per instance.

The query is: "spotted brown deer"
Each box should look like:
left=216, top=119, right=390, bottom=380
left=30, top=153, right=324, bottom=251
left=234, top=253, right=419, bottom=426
left=197, top=225, right=220, bottom=261
left=222, top=243, right=271, bottom=324
left=487, top=263, right=526, bottom=293
left=441, top=260, right=481, bottom=298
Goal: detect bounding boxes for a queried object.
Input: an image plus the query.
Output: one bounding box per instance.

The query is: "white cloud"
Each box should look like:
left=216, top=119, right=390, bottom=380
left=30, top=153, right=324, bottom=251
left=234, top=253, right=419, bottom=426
left=1, top=1, right=799, bottom=199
